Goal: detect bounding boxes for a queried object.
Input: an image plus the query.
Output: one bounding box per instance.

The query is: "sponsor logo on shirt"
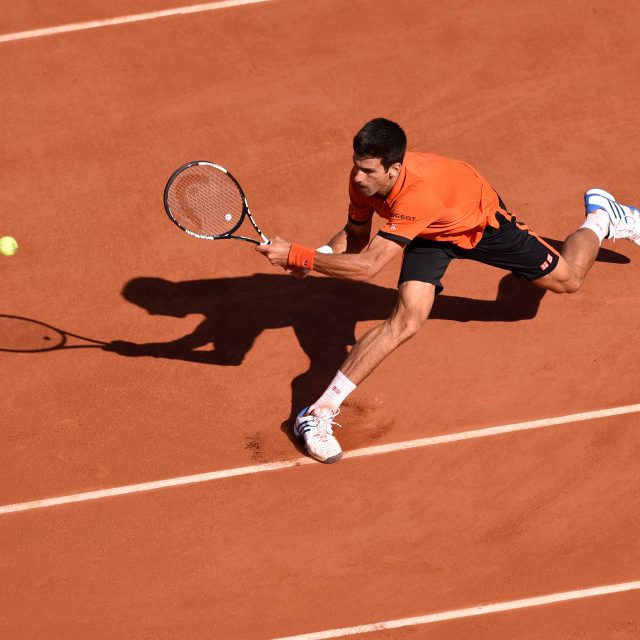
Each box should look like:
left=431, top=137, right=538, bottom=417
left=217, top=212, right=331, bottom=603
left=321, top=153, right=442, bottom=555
left=390, top=213, right=417, bottom=221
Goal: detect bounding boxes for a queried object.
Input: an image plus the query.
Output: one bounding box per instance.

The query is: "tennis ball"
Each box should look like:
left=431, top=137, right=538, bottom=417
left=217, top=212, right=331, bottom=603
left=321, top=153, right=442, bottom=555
left=0, top=236, right=18, bottom=256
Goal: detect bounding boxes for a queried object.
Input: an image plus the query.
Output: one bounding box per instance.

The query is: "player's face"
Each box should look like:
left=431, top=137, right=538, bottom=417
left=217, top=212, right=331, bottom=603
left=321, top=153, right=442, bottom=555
left=352, top=155, right=400, bottom=197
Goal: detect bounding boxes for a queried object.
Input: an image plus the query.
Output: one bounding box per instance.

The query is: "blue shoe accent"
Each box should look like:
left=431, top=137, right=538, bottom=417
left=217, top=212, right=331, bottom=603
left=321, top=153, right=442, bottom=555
left=293, top=407, right=311, bottom=437
left=585, top=188, right=616, bottom=215
left=584, top=188, right=640, bottom=244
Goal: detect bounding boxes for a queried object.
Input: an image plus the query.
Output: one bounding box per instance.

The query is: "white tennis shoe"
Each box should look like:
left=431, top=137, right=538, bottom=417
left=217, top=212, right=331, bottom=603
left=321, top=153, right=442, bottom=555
left=585, top=188, right=640, bottom=245
left=294, top=407, right=343, bottom=463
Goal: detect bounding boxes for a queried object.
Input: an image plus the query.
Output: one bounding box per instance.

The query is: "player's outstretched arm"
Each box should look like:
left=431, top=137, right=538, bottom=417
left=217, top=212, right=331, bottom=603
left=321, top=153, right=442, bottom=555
left=314, top=234, right=402, bottom=280
left=284, top=219, right=372, bottom=278
left=257, top=233, right=402, bottom=282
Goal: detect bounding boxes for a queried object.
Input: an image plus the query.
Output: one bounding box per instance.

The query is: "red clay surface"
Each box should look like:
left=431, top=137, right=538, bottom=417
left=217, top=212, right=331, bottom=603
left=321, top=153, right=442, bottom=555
left=1, top=0, right=640, bottom=638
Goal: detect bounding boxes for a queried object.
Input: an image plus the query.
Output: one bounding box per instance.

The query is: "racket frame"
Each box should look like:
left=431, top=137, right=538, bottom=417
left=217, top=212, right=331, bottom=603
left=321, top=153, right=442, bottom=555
left=0, top=314, right=107, bottom=352
left=163, top=160, right=270, bottom=245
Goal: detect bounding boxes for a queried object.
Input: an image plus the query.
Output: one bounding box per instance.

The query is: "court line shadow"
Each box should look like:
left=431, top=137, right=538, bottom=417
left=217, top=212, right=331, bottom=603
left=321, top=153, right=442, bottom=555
left=109, top=272, right=550, bottom=451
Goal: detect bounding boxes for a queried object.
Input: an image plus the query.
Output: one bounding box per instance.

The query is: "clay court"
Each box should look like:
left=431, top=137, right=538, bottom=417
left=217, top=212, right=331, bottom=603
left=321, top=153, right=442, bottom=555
left=2, top=1, right=640, bottom=638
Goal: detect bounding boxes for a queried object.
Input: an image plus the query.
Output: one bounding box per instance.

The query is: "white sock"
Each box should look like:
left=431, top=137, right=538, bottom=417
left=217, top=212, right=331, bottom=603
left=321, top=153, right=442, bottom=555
left=580, top=209, right=609, bottom=244
left=314, top=370, right=357, bottom=412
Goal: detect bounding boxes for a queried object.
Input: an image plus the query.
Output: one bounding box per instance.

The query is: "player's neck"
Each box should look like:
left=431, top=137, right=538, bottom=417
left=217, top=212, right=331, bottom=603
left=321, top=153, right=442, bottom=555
left=377, top=172, right=400, bottom=198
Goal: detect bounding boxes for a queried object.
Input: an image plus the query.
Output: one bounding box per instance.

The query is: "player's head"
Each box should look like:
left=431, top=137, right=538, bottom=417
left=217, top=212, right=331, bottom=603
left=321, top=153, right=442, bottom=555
left=121, top=277, right=187, bottom=317
left=353, top=118, right=406, bottom=170
left=352, top=118, right=406, bottom=197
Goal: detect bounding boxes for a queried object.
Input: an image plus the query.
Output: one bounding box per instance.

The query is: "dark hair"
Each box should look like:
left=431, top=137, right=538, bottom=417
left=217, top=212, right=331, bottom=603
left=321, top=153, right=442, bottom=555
left=353, top=118, right=407, bottom=170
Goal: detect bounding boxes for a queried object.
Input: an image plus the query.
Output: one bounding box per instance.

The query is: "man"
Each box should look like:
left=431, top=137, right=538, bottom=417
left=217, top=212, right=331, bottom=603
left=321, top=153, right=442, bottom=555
left=257, top=118, right=640, bottom=464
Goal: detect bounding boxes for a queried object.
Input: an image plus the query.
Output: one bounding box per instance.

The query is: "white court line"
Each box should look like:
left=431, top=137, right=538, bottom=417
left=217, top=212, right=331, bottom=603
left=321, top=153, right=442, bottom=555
left=0, top=0, right=273, bottom=44
left=1, top=403, right=638, bottom=516
left=269, top=580, right=640, bottom=640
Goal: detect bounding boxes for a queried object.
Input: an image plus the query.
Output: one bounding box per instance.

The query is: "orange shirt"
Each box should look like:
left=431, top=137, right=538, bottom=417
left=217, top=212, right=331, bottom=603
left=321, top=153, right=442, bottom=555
left=348, top=151, right=506, bottom=249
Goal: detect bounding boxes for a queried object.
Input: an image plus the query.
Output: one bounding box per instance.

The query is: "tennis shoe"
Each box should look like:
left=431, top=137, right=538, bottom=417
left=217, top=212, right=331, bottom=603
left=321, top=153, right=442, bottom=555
left=584, top=188, right=640, bottom=245
left=294, top=407, right=343, bottom=463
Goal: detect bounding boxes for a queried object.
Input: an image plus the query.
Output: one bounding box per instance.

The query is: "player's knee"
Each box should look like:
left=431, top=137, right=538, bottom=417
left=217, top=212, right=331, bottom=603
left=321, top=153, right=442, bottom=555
left=537, top=265, right=583, bottom=294
left=562, top=279, right=582, bottom=294
left=551, top=273, right=584, bottom=294
left=390, top=309, right=429, bottom=341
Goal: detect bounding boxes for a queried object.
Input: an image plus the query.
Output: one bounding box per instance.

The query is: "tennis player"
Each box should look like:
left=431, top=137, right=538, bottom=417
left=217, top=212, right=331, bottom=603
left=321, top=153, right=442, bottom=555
left=257, top=117, right=640, bottom=463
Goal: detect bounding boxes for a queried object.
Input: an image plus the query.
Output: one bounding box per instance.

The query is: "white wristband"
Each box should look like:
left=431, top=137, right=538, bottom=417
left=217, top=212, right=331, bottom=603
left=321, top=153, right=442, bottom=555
left=316, top=245, right=333, bottom=254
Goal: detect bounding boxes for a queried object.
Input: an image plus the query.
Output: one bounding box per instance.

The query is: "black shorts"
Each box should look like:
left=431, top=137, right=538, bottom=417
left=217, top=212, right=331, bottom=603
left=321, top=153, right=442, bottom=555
left=398, top=212, right=560, bottom=293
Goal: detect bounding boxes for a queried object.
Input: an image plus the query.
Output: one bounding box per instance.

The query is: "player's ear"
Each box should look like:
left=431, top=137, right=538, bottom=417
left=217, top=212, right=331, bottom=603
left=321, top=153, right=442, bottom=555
left=388, top=162, right=402, bottom=179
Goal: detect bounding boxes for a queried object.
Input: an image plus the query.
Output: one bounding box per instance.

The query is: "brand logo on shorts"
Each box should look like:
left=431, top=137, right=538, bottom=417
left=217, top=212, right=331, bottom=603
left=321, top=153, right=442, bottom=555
left=539, top=253, right=554, bottom=271
left=331, top=385, right=341, bottom=395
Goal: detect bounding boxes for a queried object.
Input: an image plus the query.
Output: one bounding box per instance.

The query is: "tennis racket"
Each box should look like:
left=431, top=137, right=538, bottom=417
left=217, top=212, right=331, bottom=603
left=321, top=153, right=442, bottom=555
left=0, top=314, right=107, bottom=353
left=163, top=161, right=270, bottom=245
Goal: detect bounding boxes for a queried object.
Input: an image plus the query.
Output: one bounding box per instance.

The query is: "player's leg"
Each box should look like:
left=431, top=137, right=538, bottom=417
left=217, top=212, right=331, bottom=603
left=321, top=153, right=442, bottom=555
left=534, top=228, right=599, bottom=293
left=293, top=280, right=435, bottom=463
left=461, top=212, right=566, bottom=291
left=309, top=241, right=450, bottom=408
left=339, top=279, right=436, bottom=384
left=463, top=210, right=599, bottom=294
left=293, top=243, right=452, bottom=463
left=537, top=188, right=640, bottom=293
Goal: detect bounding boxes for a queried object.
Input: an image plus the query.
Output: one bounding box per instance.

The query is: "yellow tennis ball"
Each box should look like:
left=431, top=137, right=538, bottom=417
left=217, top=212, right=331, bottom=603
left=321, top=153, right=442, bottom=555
left=0, top=236, right=18, bottom=256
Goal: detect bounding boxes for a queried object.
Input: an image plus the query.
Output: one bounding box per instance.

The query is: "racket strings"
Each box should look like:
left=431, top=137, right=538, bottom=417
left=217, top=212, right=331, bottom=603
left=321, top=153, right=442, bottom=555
left=0, top=316, right=65, bottom=352
left=166, top=165, right=245, bottom=237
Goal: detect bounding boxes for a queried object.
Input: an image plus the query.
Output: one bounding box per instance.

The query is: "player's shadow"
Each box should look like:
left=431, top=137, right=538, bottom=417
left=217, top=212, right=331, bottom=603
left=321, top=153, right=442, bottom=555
left=108, top=240, right=626, bottom=450
left=108, top=239, right=626, bottom=359
left=108, top=271, right=549, bottom=451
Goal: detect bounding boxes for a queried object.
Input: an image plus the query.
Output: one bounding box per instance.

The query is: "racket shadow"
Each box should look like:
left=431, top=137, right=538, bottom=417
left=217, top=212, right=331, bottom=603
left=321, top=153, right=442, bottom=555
left=115, top=272, right=550, bottom=453
left=0, top=315, right=108, bottom=353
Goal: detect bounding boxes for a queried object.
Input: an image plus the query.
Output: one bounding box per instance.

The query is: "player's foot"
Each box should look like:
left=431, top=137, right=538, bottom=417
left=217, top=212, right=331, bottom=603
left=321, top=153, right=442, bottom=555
left=584, top=188, right=640, bottom=245
left=293, top=407, right=343, bottom=463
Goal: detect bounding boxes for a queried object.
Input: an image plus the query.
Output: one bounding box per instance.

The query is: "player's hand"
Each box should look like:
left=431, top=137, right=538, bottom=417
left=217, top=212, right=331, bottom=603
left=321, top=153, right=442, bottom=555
left=103, top=341, right=161, bottom=357
left=255, top=235, right=291, bottom=268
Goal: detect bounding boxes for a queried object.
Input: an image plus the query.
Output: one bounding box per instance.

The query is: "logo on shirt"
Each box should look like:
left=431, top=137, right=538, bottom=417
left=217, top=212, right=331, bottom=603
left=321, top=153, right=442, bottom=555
left=390, top=213, right=417, bottom=221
